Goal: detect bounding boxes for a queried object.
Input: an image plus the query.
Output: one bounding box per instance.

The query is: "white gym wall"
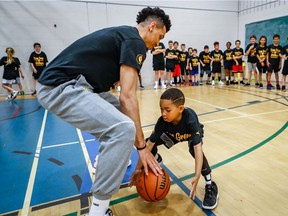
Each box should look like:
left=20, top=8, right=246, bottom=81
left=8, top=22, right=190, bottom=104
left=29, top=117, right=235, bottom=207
left=0, top=0, right=287, bottom=95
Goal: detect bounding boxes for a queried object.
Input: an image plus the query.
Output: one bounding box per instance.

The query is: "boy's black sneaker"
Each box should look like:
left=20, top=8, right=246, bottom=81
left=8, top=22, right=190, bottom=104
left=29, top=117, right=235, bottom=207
left=202, top=181, right=219, bottom=210
left=226, top=81, right=229, bottom=85
left=255, top=82, right=260, bottom=86
left=105, top=208, right=113, bottom=216
left=240, top=80, right=245, bottom=85
left=270, top=84, right=275, bottom=89
left=259, top=83, right=263, bottom=89
left=276, top=84, right=280, bottom=90
left=282, top=85, right=286, bottom=92
left=244, top=82, right=250, bottom=86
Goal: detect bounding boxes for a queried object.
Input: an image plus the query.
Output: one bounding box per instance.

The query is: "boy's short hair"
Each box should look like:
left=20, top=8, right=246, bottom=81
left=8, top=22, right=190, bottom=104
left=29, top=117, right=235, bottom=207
left=181, top=43, right=185, bottom=47
left=168, top=40, right=173, bottom=44
left=173, top=41, right=179, bottom=45
left=188, top=47, right=193, bottom=52
left=160, top=88, right=185, bottom=106
left=204, top=45, right=209, bottom=49
left=235, top=39, right=241, bottom=44
left=226, top=41, right=231, bottom=46
left=250, top=35, right=257, bottom=39
left=33, top=42, right=41, bottom=48
left=193, top=48, right=198, bottom=53
left=273, top=34, right=280, bottom=39
left=214, top=41, right=219, bottom=46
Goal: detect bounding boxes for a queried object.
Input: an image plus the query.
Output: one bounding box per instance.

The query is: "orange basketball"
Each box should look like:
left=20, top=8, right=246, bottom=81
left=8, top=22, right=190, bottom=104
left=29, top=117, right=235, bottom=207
left=136, top=168, right=170, bottom=202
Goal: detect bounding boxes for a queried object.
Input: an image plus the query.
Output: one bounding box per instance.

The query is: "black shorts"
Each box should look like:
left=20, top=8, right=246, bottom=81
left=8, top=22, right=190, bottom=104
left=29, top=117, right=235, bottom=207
left=212, top=62, right=221, bottom=73
left=166, top=64, right=175, bottom=72
left=282, top=61, right=288, bottom=75
left=180, top=64, right=188, bottom=75
left=153, top=62, right=165, bottom=71
left=267, top=62, right=280, bottom=73
left=256, top=62, right=267, bottom=73
left=224, top=61, right=233, bottom=70
left=32, top=70, right=43, bottom=80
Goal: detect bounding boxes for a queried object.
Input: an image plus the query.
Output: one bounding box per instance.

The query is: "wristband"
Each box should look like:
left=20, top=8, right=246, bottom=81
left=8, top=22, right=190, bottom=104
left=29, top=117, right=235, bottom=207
left=136, top=144, right=146, bottom=150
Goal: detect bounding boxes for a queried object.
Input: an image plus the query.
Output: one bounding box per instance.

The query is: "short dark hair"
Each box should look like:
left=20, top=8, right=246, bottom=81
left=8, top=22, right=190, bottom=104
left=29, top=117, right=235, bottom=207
left=181, top=43, right=185, bottom=47
left=168, top=40, right=173, bottom=44
left=259, top=36, right=267, bottom=46
left=273, top=34, right=280, bottom=39
left=250, top=35, right=257, bottom=39
left=204, top=45, right=209, bottom=49
left=188, top=47, right=193, bottom=51
left=214, top=41, right=219, bottom=46
left=160, top=88, right=185, bottom=106
left=136, top=7, right=171, bottom=32
left=173, top=41, right=178, bottom=45
left=226, top=41, right=231, bottom=46
left=235, top=40, right=241, bottom=44
left=33, top=42, right=41, bottom=48
left=193, top=48, right=198, bottom=52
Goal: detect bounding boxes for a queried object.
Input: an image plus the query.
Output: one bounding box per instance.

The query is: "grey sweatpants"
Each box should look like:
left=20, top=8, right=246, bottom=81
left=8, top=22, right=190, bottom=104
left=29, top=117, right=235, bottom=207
left=37, top=75, right=136, bottom=200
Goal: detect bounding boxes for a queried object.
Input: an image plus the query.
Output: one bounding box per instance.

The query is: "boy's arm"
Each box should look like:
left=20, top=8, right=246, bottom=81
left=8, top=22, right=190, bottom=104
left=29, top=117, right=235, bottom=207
left=190, top=142, right=203, bottom=199
left=30, top=63, right=37, bottom=73
left=18, top=67, right=24, bottom=79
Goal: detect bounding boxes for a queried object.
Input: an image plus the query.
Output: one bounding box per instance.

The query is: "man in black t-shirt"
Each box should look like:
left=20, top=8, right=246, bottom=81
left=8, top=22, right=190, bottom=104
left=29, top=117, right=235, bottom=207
left=29, top=42, right=48, bottom=95
left=151, top=41, right=166, bottom=89
left=223, top=42, right=233, bottom=85
left=210, top=42, right=224, bottom=86
left=266, top=34, right=283, bottom=90
left=245, top=35, right=258, bottom=86
left=179, top=43, right=188, bottom=85
left=37, top=7, right=171, bottom=216
left=232, top=40, right=244, bottom=85
left=165, top=40, right=177, bottom=86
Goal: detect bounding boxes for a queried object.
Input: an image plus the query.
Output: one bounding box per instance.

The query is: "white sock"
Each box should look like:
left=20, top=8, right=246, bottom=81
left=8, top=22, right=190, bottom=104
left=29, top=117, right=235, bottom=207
left=89, top=197, right=110, bottom=216
left=240, top=77, right=243, bottom=81
left=161, top=81, right=165, bottom=86
left=226, top=76, right=228, bottom=81
left=204, top=174, right=212, bottom=185
left=154, top=81, right=158, bottom=86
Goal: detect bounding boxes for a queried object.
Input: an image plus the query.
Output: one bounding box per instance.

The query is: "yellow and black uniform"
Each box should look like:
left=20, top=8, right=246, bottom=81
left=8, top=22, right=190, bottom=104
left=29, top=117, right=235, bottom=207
left=0, top=56, right=21, bottom=80
left=179, top=51, right=188, bottom=75
left=267, top=44, right=283, bottom=73
left=282, top=44, right=288, bottom=75
left=189, top=56, right=199, bottom=75
left=256, top=45, right=268, bottom=73
left=148, top=108, right=211, bottom=176
left=245, top=43, right=258, bottom=63
left=210, top=50, right=223, bottom=73
left=165, top=48, right=176, bottom=72
left=39, top=26, right=146, bottom=93
left=223, top=49, right=233, bottom=70
left=29, top=51, right=48, bottom=79
left=151, top=42, right=165, bottom=71
left=199, top=51, right=211, bottom=72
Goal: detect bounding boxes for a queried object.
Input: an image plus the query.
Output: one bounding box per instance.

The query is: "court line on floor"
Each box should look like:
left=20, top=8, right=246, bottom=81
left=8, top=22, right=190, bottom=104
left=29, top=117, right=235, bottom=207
left=21, top=109, right=48, bottom=216
left=163, top=164, right=216, bottom=216
left=179, top=121, right=288, bottom=181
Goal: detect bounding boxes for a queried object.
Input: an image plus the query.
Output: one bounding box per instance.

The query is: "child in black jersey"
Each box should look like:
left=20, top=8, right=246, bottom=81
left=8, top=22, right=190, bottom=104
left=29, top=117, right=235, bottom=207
left=256, top=36, right=268, bottom=89
left=129, top=88, right=219, bottom=210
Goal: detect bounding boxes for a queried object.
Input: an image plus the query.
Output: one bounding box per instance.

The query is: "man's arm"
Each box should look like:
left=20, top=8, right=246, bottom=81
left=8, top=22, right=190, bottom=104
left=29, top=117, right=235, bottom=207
left=119, top=64, right=162, bottom=176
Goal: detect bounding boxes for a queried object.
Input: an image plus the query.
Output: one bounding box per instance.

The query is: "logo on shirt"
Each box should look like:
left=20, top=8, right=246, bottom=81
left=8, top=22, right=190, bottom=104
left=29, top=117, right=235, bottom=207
left=136, top=54, right=144, bottom=65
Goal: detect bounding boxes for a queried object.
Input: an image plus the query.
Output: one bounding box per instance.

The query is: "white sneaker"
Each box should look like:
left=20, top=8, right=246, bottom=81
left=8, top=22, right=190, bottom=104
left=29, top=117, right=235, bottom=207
left=212, top=80, right=215, bottom=86
left=154, top=84, right=158, bottom=90
left=6, top=95, right=12, bottom=100
left=218, top=81, right=224, bottom=86
left=161, top=84, right=167, bottom=89
left=11, top=91, right=19, bottom=100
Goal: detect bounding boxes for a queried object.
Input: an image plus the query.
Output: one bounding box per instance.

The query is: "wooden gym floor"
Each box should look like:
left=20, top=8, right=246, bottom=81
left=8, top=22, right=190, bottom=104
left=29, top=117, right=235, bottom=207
left=0, top=83, right=287, bottom=216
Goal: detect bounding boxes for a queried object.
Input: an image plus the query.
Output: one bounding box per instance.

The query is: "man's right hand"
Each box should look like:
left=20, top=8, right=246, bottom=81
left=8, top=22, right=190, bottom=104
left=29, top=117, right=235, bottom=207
left=137, top=148, right=162, bottom=176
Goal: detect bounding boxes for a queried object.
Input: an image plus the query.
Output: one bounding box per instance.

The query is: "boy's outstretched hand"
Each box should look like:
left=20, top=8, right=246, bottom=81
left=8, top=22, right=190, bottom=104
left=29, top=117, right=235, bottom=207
left=129, top=169, right=142, bottom=187
left=189, top=176, right=200, bottom=199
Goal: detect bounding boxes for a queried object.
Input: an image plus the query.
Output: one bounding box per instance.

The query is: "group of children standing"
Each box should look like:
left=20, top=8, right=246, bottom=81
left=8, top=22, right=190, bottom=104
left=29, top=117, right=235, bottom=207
left=152, top=34, right=288, bottom=91
left=0, top=43, right=48, bottom=100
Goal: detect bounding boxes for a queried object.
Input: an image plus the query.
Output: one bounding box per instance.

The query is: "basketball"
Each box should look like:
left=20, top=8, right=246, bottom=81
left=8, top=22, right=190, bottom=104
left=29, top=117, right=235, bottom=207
left=136, top=168, right=171, bottom=202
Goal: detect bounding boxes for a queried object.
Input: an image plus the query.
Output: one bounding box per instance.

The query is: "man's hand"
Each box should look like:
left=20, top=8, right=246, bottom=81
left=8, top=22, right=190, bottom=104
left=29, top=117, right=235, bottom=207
left=138, top=148, right=162, bottom=176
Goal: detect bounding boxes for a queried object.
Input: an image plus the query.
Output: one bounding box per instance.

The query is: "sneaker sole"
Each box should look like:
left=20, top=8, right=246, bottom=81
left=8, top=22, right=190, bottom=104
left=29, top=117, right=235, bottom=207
left=202, top=193, right=219, bottom=210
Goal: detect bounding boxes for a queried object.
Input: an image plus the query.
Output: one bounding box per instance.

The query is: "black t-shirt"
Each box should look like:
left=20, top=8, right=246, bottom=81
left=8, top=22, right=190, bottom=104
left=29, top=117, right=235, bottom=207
left=151, top=42, right=165, bottom=64
left=223, top=49, right=233, bottom=62
left=165, top=48, right=176, bottom=67
left=174, top=49, right=180, bottom=65
left=210, top=50, right=223, bottom=66
left=232, top=48, right=244, bottom=65
left=179, top=51, right=188, bottom=66
left=190, top=56, right=199, bottom=70
left=245, top=43, right=258, bottom=63
left=199, top=51, right=211, bottom=70
left=282, top=44, right=288, bottom=64
left=38, top=26, right=146, bottom=93
left=0, top=57, right=21, bottom=80
left=28, top=51, right=48, bottom=72
left=267, top=44, right=283, bottom=64
left=149, top=108, right=203, bottom=148
left=256, top=46, right=268, bottom=63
